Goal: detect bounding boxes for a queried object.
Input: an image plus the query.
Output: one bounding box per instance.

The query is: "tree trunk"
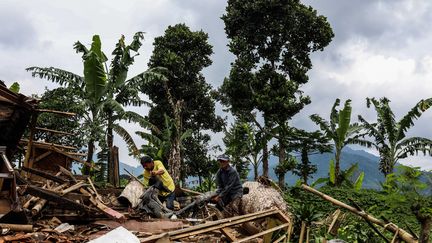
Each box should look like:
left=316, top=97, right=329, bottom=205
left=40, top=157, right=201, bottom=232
left=83, top=139, right=95, bottom=175
left=262, top=143, right=269, bottom=178
left=169, top=134, right=182, bottom=184
left=335, top=148, right=341, bottom=186
left=417, top=214, right=432, bottom=243
left=278, top=140, right=286, bottom=189
left=164, top=80, right=183, bottom=185
left=168, top=100, right=183, bottom=184
left=253, top=164, right=258, bottom=181
left=107, top=111, right=115, bottom=185
left=301, top=148, right=309, bottom=185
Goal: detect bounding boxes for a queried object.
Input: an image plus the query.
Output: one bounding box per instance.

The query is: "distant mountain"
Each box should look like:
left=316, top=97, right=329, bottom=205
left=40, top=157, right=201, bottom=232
left=248, top=147, right=385, bottom=189
left=120, top=163, right=143, bottom=177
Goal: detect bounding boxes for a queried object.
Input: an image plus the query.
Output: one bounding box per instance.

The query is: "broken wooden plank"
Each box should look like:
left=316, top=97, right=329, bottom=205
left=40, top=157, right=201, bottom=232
left=301, top=184, right=417, bottom=243
left=36, top=109, right=76, bottom=117
left=32, top=151, right=52, bottom=163
left=21, top=167, right=68, bottom=184
left=31, top=198, right=47, bottom=216
left=0, top=223, right=33, bottom=232
left=35, top=127, right=74, bottom=136
left=20, top=139, right=76, bottom=151
left=60, top=181, right=86, bottom=195
left=234, top=223, right=290, bottom=243
left=25, top=185, right=93, bottom=212
left=80, top=188, right=126, bottom=222
left=52, top=146, right=98, bottom=169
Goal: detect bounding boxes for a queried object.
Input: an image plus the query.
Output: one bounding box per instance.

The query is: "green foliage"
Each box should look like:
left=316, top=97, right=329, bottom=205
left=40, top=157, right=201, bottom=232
left=312, top=160, right=365, bottom=191
left=359, top=97, right=432, bottom=176
left=35, top=87, right=86, bottom=148
left=9, top=82, right=20, bottom=93
left=184, top=133, right=220, bottom=182
left=194, top=177, right=217, bottom=193
left=137, top=114, right=191, bottom=162
left=223, top=120, right=262, bottom=179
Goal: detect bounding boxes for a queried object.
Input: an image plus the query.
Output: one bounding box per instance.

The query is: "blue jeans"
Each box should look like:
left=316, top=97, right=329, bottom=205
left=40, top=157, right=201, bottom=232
left=158, top=192, right=175, bottom=210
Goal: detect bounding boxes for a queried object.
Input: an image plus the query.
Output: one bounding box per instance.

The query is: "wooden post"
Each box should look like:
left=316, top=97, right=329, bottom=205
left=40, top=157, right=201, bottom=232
left=112, top=146, right=119, bottom=187
left=299, top=221, right=306, bottom=243
left=23, top=115, right=37, bottom=168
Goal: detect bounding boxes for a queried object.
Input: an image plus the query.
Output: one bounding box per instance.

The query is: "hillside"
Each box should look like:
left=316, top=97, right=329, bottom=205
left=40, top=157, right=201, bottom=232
left=249, top=147, right=385, bottom=189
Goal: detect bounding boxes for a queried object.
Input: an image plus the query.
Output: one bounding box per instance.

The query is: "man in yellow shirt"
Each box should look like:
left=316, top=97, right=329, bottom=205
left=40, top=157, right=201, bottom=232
left=141, top=155, right=176, bottom=210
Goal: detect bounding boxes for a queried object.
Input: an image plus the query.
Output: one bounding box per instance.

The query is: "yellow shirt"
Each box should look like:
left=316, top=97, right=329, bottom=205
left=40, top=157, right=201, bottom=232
left=143, top=160, right=175, bottom=196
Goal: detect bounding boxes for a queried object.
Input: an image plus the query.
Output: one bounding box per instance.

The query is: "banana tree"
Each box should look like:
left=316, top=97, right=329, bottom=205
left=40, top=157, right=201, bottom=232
left=28, top=35, right=107, bottom=171
left=358, top=97, right=432, bottom=177
left=311, top=99, right=372, bottom=186
left=27, top=33, right=152, bottom=184
left=312, top=160, right=365, bottom=191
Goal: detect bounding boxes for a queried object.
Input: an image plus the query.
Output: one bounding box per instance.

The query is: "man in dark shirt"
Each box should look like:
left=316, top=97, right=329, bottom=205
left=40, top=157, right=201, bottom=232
left=213, top=154, right=243, bottom=208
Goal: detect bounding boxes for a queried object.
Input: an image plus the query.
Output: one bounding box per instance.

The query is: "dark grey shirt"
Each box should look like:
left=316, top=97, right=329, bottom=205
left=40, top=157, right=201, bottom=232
left=215, top=165, right=243, bottom=205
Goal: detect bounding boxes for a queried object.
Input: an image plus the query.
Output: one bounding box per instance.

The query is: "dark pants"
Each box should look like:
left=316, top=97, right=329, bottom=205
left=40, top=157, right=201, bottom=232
left=158, top=191, right=175, bottom=210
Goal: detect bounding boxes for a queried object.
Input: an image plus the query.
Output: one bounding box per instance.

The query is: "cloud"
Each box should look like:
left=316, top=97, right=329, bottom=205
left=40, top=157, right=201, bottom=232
left=1, top=0, right=432, bottom=169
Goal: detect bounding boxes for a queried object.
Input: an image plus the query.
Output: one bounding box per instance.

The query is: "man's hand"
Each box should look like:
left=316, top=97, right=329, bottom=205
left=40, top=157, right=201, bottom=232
left=212, top=195, right=221, bottom=203
left=150, top=171, right=157, bottom=176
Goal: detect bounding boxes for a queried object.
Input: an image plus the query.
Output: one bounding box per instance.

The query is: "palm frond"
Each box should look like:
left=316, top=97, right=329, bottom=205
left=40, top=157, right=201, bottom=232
left=395, top=137, right=432, bottom=159
left=330, top=98, right=340, bottom=132
left=397, top=98, right=432, bottom=141
left=122, top=111, right=161, bottom=134
left=310, top=114, right=333, bottom=137
left=112, top=123, right=139, bottom=157
left=26, top=67, right=84, bottom=88
left=336, top=99, right=352, bottom=147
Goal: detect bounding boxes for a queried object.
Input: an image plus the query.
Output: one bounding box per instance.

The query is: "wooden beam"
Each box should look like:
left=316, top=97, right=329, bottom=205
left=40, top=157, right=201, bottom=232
left=301, top=184, right=417, bottom=243
left=52, top=147, right=98, bottom=170
left=20, top=166, right=68, bottom=184
left=36, top=109, right=76, bottom=117
left=181, top=187, right=203, bottom=196
left=33, top=151, right=52, bottom=163
left=35, top=127, right=74, bottom=136
left=234, top=223, right=290, bottom=243
left=23, top=115, right=38, bottom=168
left=20, top=139, right=77, bottom=151
left=0, top=223, right=33, bottom=232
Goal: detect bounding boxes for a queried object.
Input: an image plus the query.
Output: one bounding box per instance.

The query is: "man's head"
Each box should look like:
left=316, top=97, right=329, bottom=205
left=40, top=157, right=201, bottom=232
left=217, top=154, right=230, bottom=169
left=141, top=155, right=154, bottom=171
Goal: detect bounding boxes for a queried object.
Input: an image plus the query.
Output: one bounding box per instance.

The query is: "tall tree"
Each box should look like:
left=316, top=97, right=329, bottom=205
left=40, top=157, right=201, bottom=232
left=140, top=24, right=224, bottom=183
left=310, top=99, right=372, bottom=186
left=220, top=0, right=334, bottom=178
left=358, top=97, right=432, bottom=176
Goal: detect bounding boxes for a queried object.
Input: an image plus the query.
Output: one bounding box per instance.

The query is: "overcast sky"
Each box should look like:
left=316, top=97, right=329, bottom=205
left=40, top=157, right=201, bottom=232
left=1, top=0, right=432, bottom=169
